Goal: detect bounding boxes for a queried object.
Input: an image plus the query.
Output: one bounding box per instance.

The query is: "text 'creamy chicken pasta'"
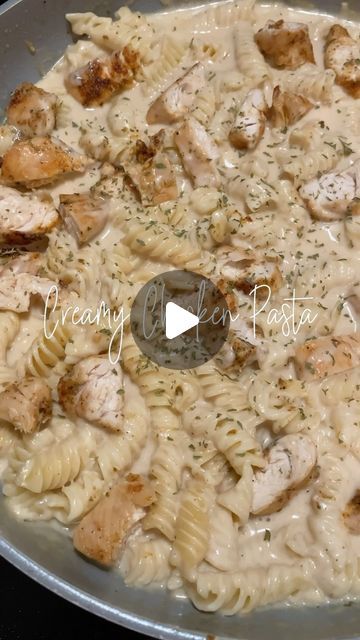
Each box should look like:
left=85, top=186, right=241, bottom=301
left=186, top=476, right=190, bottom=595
left=1, top=0, right=360, bottom=620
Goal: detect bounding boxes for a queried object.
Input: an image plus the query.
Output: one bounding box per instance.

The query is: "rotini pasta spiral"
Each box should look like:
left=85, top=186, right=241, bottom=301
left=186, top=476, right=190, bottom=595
left=234, top=22, right=269, bottom=86
left=66, top=7, right=155, bottom=62
left=17, top=318, right=74, bottom=379
left=16, top=427, right=95, bottom=493
left=281, top=138, right=344, bottom=186
left=187, top=564, right=312, bottom=614
left=142, top=433, right=189, bottom=540
left=171, top=478, right=215, bottom=580
left=60, top=469, right=104, bottom=523
left=217, top=461, right=253, bottom=523
left=121, top=537, right=172, bottom=586
left=141, top=36, right=189, bottom=92
left=213, top=411, right=264, bottom=473
left=281, top=66, right=336, bottom=104
left=122, top=217, right=215, bottom=276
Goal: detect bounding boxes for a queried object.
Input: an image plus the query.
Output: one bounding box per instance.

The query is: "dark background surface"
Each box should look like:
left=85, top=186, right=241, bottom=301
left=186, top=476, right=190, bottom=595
left=0, top=555, right=148, bottom=640
left=0, top=0, right=146, bottom=637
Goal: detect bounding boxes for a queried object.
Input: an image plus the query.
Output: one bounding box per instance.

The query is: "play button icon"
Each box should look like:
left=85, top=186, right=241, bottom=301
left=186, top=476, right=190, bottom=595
left=165, top=302, right=199, bottom=340
left=130, top=270, right=230, bottom=369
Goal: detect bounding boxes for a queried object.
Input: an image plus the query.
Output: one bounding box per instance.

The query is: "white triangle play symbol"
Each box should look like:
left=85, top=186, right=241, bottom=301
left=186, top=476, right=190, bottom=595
left=165, top=302, right=199, bottom=340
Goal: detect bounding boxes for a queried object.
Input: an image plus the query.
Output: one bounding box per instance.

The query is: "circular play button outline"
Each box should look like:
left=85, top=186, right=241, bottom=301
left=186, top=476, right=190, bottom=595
left=130, top=270, right=230, bottom=370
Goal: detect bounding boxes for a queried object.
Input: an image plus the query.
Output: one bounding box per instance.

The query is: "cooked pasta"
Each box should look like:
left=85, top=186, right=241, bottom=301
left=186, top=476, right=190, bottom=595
left=281, top=65, right=336, bottom=104
left=2, top=0, right=360, bottom=621
left=122, top=217, right=216, bottom=276
left=281, top=137, right=344, bottom=185
left=171, top=478, right=215, bottom=580
left=59, top=469, right=104, bottom=522
left=141, top=36, right=189, bottom=91
left=233, top=22, right=269, bottom=85
left=66, top=7, right=155, bottom=62
left=187, top=564, right=312, bottom=614
left=142, top=434, right=188, bottom=540
left=120, top=536, right=172, bottom=586
left=16, top=427, right=95, bottom=493
left=217, top=461, right=253, bottom=524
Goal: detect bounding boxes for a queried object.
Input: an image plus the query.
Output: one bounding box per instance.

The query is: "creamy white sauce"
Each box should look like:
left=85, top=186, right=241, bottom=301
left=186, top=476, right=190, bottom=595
left=1, top=0, right=360, bottom=616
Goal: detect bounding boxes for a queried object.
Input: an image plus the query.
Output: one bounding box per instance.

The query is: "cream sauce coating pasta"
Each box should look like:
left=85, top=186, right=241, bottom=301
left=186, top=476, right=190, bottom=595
left=1, top=0, right=360, bottom=616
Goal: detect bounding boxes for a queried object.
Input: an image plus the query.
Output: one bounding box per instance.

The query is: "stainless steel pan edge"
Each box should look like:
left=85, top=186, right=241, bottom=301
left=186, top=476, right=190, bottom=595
left=1, top=1, right=360, bottom=638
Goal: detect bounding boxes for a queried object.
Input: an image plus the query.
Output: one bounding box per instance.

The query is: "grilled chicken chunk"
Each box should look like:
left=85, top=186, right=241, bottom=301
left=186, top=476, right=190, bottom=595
left=294, top=332, right=360, bottom=381
left=174, top=117, right=220, bottom=188
left=217, top=247, right=283, bottom=298
left=0, top=252, right=42, bottom=276
left=229, top=89, right=267, bottom=150
left=58, top=356, right=124, bottom=432
left=0, top=260, right=56, bottom=312
left=267, top=86, right=313, bottom=128
left=6, top=82, right=58, bottom=138
left=230, top=334, right=256, bottom=369
left=122, top=130, right=177, bottom=205
left=0, top=185, right=59, bottom=243
left=255, top=20, right=315, bottom=69
left=1, top=137, right=90, bottom=189
left=59, top=193, right=108, bottom=244
left=325, top=25, right=360, bottom=98
left=299, top=162, right=360, bottom=221
left=146, top=63, right=206, bottom=125
left=0, top=125, right=21, bottom=159
left=0, top=377, right=52, bottom=433
left=65, top=46, right=140, bottom=107
left=343, top=491, right=360, bottom=534
left=73, top=474, right=155, bottom=566
left=216, top=331, right=256, bottom=372
left=251, top=434, right=317, bottom=515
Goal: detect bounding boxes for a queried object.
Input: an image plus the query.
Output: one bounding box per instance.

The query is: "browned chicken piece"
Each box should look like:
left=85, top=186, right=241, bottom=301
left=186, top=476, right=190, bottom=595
left=238, top=260, right=282, bottom=297
left=216, top=331, right=256, bottom=372
left=343, top=491, right=360, bottom=534
left=58, top=356, right=124, bottom=432
left=231, top=335, right=256, bottom=369
left=229, top=89, right=267, bottom=150
left=146, top=63, right=206, bottom=125
left=251, top=434, right=317, bottom=515
left=1, top=137, right=90, bottom=189
left=294, top=332, right=360, bottom=381
left=325, top=25, right=360, bottom=98
left=0, top=252, right=42, bottom=276
left=0, top=377, right=52, bottom=433
left=59, top=193, right=108, bottom=244
left=174, top=117, right=220, bottom=188
left=122, top=130, right=178, bottom=206
left=255, top=20, right=315, bottom=70
left=299, top=161, right=360, bottom=222
left=0, top=266, right=56, bottom=313
left=0, top=185, right=59, bottom=243
left=350, top=199, right=360, bottom=217
left=6, top=82, right=58, bottom=137
left=217, top=246, right=283, bottom=299
left=73, top=474, right=155, bottom=566
left=217, top=278, right=238, bottom=314
left=267, top=86, right=313, bottom=128
left=250, top=433, right=317, bottom=515
left=65, top=46, right=140, bottom=107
